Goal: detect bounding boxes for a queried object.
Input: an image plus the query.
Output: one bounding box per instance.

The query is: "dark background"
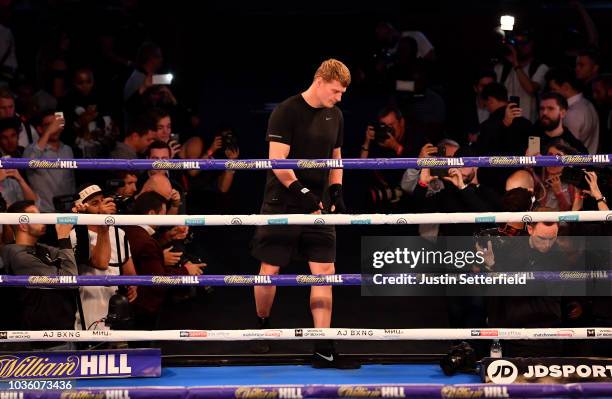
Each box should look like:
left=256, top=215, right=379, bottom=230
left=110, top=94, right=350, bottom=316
left=9, top=0, right=612, bottom=359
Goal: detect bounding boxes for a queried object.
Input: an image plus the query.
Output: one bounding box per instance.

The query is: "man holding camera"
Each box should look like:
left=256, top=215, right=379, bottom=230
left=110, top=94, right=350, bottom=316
left=2, top=200, right=77, bottom=344
left=24, top=111, right=75, bottom=212
left=360, top=106, right=410, bottom=211
left=124, top=191, right=205, bottom=330
left=251, top=59, right=354, bottom=368
left=70, top=184, right=137, bottom=330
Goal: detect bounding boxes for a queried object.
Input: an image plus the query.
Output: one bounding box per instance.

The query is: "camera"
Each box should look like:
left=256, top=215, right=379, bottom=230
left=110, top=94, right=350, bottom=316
left=368, top=180, right=403, bottom=209
left=104, top=179, right=133, bottom=214
left=430, top=144, right=449, bottom=178
left=53, top=194, right=80, bottom=213
left=370, top=122, right=394, bottom=144
left=220, top=129, right=238, bottom=153
left=440, top=341, right=477, bottom=376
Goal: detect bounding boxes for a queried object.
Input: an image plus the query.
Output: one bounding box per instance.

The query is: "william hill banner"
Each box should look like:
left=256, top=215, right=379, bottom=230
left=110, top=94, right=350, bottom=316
left=482, top=357, right=612, bottom=384
left=0, top=349, right=160, bottom=380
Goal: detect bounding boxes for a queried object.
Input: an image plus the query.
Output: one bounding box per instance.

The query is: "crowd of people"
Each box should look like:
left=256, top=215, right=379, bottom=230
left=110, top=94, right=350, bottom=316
left=0, top=0, right=610, bottom=364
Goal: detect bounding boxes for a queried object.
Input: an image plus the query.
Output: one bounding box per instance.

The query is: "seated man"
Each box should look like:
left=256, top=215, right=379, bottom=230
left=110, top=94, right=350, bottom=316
left=1, top=200, right=77, bottom=347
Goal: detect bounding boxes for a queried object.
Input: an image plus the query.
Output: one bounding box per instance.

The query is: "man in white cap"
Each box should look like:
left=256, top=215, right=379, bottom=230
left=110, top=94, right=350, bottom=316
left=70, top=183, right=137, bottom=330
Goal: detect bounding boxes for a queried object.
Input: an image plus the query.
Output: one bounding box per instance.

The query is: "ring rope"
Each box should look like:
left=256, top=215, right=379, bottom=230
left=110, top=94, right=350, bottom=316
left=3, top=383, right=612, bottom=399
left=1, top=154, right=610, bottom=170
left=2, top=328, right=610, bottom=342
left=1, top=271, right=609, bottom=287
left=3, top=210, right=610, bottom=226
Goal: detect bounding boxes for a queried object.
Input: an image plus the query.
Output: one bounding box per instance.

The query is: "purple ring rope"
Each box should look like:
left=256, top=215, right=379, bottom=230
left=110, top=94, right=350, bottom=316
left=0, top=271, right=608, bottom=287
left=4, top=382, right=612, bottom=398
left=0, top=154, right=610, bottom=170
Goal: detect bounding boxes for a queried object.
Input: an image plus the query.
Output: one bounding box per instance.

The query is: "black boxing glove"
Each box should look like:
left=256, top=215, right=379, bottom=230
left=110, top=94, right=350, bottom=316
left=288, top=181, right=321, bottom=213
left=327, top=184, right=346, bottom=213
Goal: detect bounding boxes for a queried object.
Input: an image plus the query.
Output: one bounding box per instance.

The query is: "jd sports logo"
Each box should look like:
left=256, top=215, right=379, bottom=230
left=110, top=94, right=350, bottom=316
left=487, top=360, right=519, bottom=384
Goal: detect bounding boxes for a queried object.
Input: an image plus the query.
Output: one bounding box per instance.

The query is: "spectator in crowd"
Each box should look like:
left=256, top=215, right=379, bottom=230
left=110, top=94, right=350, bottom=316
left=575, top=49, right=601, bottom=101
left=547, top=67, right=599, bottom=154
left=413, top=146, right=497, bottom=236
left=24, top=111, right=75, bottom=212
left=33, top=56, right=68, bottom=113
left=591, top=74, right=612, bottom=153
left=485, top=208, right=566, bottom=357
left=0, top=116, right=23, bottom=157
left=2, top=200, right=77, bottom=344
left=451, top=69, right=496, bottom=145
left=0, top=166, right=37, bottom=207
left=111, top=170, right=139, bottom=199
left=532, top=92, right=589, bottom=155
left=361, top=105, right=412, bottom=212
left=150, top=108, right=181, bottom=158
left=70, top=184, right=137, bottom=330
left=123, top=191, right=204, bottom=330
left=0, top=88, right=39, bottom=148
left=109, top=113, right=156, bottom=159
left=475, top=82, right=532, bottom=192
left=0, top=22, right=18, bottom=84
left=123, top=41, right=164, bottom=117
left=401, top=139, right=460, bottom=240
left=62, top=67, right=116, bottom=158
left=494, top=30, right=549, bottom=123
left=534, top=139, right=580, bottom=212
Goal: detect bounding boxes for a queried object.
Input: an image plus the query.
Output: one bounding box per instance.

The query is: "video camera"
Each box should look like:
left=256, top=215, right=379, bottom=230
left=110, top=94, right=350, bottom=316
left=440, top=341, right=477, bottom=376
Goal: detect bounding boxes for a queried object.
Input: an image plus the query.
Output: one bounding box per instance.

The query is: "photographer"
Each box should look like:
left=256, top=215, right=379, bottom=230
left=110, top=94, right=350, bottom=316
left=361, top=106, right=410, bottom=212
left=24, top=110, right=75, bottom=212
left=485, top=209, right=567, bottom=357
left=1, top=200, right=78, bottom=346
left=69, top=184, right=137, bottom=330
left=123, top=191, right=205, bottom=330
left=494, top=29, right=549, bottom=123
left=180, top=128, right=240, bottom=213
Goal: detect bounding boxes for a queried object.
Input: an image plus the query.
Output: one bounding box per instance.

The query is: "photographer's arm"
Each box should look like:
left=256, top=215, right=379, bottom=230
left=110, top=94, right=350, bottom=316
left=217, top=147, right=239, bottom=193
left=89, top=226, right=111, bottom=270
left=514, top=67, right=540, bottom=95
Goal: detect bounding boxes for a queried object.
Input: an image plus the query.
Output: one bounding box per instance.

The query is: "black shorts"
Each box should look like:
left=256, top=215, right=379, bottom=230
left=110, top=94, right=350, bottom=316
left=251, top=202, right=336, bottom=267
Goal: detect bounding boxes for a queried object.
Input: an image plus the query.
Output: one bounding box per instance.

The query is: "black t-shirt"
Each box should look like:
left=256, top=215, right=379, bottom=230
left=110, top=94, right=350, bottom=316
left=535, top=126, right=589, bottom=154
left=263, top=94, right=343, bottom=206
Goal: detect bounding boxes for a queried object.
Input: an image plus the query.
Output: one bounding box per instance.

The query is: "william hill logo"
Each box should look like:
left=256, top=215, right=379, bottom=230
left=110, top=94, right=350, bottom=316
left=28, top=276, right=76, bottom=285
left=225, top=160, right=272, bottom=169
left=297, top=160, right=327, bottom=169
left=151, top=276, right=200, bottom=285
left=296, top=275, right=344, bottom=284
left=561, top=155, right=593, bottom=164
left=417, top=158, right=446, bottom=167
left=0, top=353, right=131, bottom=378
left=337, top=386, right=405, bottom=398
left=489, top=156, right=536, bottom=166
left=28, top=160, right=78, bottom=169
left=152, top=160, right=201, bottom=170
left=224, top=276, right=272, bottom=285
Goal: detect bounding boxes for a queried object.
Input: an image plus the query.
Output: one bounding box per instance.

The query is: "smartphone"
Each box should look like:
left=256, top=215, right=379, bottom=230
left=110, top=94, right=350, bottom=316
left=430, top=144, right=449, bottom=178
left=170, top=133, right=180, bottom=143
left=395, top=80, right=415, bottom=92
left=509, top=95, right=520, bottom=108
left=54, top=111, right=65, bottom=127
left=152, top=73, right=173, bottom=85
left=527, top=136, right=540, bottom=155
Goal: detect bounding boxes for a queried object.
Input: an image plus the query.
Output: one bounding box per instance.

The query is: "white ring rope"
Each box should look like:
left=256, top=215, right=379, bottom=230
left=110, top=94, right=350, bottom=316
left=3, top=328, right=610, bottom=342
left=3, top=210, right=610, bottom=226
